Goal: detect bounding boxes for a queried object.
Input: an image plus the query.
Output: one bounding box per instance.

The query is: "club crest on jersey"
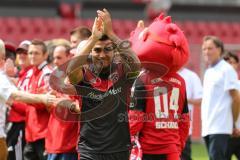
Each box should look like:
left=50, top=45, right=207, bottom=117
left=151, top=77, right=163, bottom=84
left=108, top=72, right=119, bottom=83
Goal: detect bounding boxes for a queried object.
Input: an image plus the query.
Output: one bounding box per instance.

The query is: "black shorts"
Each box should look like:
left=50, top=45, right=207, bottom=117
left=143, top=154, right=167, bottom=160
left=80, top=151, right=130, bottom=160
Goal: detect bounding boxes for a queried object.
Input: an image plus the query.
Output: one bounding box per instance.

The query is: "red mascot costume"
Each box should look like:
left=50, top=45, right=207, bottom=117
left=128, top=14, right=190, bottom=160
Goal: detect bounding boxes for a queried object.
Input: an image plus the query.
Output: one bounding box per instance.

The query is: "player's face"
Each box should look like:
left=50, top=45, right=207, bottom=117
left=91, top=40, right=115, bottom=69
left=70, top=34, right=81, bottom=49
left=17, top=50, right=30, bottom=68
left=53, top=46, right=71, bottom=67
left=202, top=39, right=221, bottom=65
left=28, top=45, right=47, bottom=66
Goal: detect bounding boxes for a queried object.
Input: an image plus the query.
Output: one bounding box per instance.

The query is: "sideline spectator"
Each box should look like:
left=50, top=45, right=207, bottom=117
left=7, top=40, right=31, bottom=160
left=178, top=67, right=202, bottom=160
left=70, top=26, right=91, bottom=49
left=201, top=36, right=240, bottom=160
left=223, top=51, right=240, bottom=160
left=0, top=39, right=54, bottom=160
left=46, top=44, right=78, bottom=160
left=23, top=40, right=52, bottom=160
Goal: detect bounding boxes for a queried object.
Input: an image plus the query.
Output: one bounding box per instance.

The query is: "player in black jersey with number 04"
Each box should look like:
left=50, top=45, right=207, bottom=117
left=65, top=8, right=140, bottom=160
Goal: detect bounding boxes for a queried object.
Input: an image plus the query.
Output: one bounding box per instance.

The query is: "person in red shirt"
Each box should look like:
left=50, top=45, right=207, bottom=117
left=46, top=44, right=79, bottom=160
left=7, top=40, right=32, bottom=160
left=23, top=40, right=52, bottom=160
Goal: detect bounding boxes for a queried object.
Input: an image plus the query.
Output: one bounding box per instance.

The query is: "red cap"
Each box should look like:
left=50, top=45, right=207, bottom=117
left=5, top=42, right=16, bottom=53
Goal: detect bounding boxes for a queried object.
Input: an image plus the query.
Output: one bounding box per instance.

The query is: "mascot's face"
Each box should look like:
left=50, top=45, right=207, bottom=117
left=129, top=14, right=189, bottom=73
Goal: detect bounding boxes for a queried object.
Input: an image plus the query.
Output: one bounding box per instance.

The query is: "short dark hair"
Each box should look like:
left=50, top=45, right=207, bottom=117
left=70, top=26, right=91, bottom=39
left=223, top=51, right=239, bottom=63
left=99, top=34, right=110, bottom=41
left=31, top=39, right=47, bottom=54
left=203, top=35, right=224, bottom=55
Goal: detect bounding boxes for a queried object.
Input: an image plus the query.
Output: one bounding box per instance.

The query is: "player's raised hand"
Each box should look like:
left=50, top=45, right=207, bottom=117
left=92, top=17, right=103, bottom=40
left=97, top=8, right=113, bottom=36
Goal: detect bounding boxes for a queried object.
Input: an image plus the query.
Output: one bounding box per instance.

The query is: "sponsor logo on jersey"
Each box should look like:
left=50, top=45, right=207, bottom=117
left=87, top=87, right=122, bottom=100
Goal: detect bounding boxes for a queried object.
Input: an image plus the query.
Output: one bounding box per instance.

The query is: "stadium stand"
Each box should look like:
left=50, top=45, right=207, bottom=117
left=0, top=17, right=239, bottom=45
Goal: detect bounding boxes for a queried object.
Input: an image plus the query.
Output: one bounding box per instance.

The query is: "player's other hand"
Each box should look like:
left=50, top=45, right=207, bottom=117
left=97, top=8, right=113, bottom=36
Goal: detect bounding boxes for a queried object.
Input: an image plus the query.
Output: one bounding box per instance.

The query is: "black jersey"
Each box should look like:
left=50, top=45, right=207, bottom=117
left=74, top=63, right=134, bottom=153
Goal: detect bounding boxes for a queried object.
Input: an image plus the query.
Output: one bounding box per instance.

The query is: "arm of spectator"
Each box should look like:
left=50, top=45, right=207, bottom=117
left=188, top=98, right=202, bottom=106
left=66, top=17, right=103, bottom=85
left=9, top=90, right=55, bottom=106
left=28, top=74, right=55, bottom=110
left=229, top=89, right=240, bottom=123
left=188, top=71, right=203, bottom=107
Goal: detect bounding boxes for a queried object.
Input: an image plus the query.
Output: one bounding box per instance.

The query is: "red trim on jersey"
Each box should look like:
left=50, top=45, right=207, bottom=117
left=84, top=68, right=113, bottom=92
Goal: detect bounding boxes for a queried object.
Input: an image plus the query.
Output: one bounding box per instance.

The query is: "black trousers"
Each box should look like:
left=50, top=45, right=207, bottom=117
left=6, top=122, right=26, bottom=160
left=80, top=151, right=130, bottom=160
left=227, top=137, right=240, bottom=160
left=142, top=153, right=180, bottom=160
left=23, top=139, right=47, bottom=160
left=204, top=134, right=230, bottom=160
left=181, top=136, right=192, bottom=160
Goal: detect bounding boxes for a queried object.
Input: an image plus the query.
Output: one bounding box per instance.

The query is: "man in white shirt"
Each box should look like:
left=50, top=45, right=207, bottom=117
left=0, top=39, right=54, bottom=160
left=223, top=51, right=240, bottom=160
left=0, top=40, right=54, bottom=105
left=178, top=67, right=202, bottom=160
left=201, top=36, right=240, bottom=160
